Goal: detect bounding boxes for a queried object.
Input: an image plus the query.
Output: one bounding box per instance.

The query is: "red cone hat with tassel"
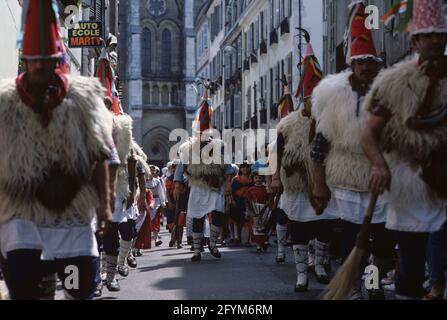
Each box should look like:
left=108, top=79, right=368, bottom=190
left=295, top=42, right=323, bottom=101
left=345, top=1, right=380, bottom=64
left=21, top=0, right=61, bottom=60
left=193, top=86, right=213, bottom=140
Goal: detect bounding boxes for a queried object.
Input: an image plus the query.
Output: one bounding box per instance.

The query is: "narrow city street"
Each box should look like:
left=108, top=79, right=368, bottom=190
left=98, top=228, right=328, bottom=300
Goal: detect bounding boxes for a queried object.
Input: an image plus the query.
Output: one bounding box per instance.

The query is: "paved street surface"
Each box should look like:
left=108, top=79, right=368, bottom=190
left=0, top=227, right=398, bottom=300
left=0, top=228, right=333, bottom=300
left=98, top=229, right=329, bottom=300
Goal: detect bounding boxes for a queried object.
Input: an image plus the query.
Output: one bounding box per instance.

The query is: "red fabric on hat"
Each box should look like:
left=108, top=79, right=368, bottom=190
left=347, top=3, right=379, bottom=62
left=22, top=0, right=61, bottom=59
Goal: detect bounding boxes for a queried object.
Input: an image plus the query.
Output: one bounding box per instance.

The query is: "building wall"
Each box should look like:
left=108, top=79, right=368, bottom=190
left=196, top=0, right=324, bottom=137
left=121, top=0, right=206, bottom=165
left=0, top=0, right=21, bottom=78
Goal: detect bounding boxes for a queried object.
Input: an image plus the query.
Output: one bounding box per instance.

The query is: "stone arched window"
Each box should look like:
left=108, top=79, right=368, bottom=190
left=142, top=28, right=151, bottom=74
left=161, top=85, right=169, bottom=105
left=171, top=86, right=178, bottom=105
left=143, top=84, right=151, bottom=105
left=152, top=85, right=160, bottom=105
left=161, top=29, right=172, bottom=72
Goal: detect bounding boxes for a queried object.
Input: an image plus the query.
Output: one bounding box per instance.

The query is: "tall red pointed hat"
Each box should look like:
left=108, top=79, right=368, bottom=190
left=345, top=1, right=380, bottom=64
left=409, top=0, right=447, bottom=36
left=20, top=0, right=61, bottom=60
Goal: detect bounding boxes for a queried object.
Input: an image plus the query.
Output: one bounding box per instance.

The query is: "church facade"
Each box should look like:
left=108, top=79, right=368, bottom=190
left=120, top=0, right=205, bottom=168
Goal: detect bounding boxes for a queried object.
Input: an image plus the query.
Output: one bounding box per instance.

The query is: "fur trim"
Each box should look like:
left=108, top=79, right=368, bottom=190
left=365, top=55, right=447, bottom=161
left=276, top=111, right=312, bottom=194
left=0, top=76, right=113, bottom=224
left=132, top=141, right=151, bottom=178
left=113, top=114, right=133, bottom=164
left=364, top=55, right=447, bottom=203
left=312, top=71, right=370, bottom=192
left=179, top=138, right=227, bottom=189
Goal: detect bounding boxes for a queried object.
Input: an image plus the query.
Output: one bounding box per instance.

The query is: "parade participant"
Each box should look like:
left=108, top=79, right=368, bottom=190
left=246, top=163, right=271, bottom=253
left=174, top=81, right=233, bottom=262
left=361, top=0, right=447, bottom=299
left=146, top=165, right=167, bottom=246
left=222, top=164, right=239, bottom=247
left=270, top=39, right=336, bottom=292
left=0, top=0, right=113, bottom=300
left=166, top=160, right=188, bottom=249
left=231, top=162, right=253, bottom=246
left=310, top=1, right=393, bottom=299
left=134, top=186, right=155, bottom=255
left=101, top=97, right=148, bottom=291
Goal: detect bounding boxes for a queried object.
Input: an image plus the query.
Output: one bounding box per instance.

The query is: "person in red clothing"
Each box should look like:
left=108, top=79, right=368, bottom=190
left=134, top=188, right=155, bottom=255
left=246, top=168, right=271, bottom=253
left=231, top=162, right=253, bottom=245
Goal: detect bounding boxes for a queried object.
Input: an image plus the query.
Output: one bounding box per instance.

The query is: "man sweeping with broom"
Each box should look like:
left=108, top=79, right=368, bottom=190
left=361, top=0, right=447, bottom=300
left=311, top=0, right=393, bottom=300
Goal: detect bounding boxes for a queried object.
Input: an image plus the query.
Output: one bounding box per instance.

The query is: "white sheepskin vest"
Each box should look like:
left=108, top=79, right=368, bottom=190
left=179, top=138, right=227, bottom=190
left=364, top=56, right=447, bottom=205
left=113, top=114, right=134, bottom=200
left=0, top=76, right=113, bottom=225
left=276, top=111, right=312, bottom=194
left=312, top=71, right=370, bottom=192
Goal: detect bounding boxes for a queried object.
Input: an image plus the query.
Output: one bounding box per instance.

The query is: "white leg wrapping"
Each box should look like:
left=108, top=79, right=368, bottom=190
left=315, top=240, right=329, bottom=278
left=293, top=245, right=308, bottom=287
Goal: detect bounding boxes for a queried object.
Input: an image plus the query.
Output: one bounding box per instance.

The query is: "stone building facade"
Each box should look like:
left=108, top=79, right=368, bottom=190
left=120, top=0, right=205, bottom=168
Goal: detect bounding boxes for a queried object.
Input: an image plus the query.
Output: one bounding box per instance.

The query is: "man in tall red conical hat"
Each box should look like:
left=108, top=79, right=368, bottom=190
left=174, top=80, right=234, bottom=262
left=270, top=39, right=336, bottom=292
left=362, top=0, right=447, bottom=300
left=309, top=0, right=393, bottom=299
left=0, top=0, right=114, bottom=300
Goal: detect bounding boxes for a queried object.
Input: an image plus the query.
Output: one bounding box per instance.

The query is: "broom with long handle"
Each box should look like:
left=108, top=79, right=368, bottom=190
left=321, top=193, right=379, bottom=300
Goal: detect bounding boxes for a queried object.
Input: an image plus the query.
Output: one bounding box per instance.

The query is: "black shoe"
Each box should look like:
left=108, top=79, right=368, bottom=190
left=294, top=281, right=309, bottom=293
left=177, top=244, right=183, bottom=249
left=191, top=254, right=202, bottom=262
left=187, top=237, right=193, bottom=246
left=315, top=273, right=330, bottom=285
left=106, top=280, right=121, bottom=292
left=127, top=256, right=137, bottom=268
left=190, top=246, right=195, bottom=252
left=156, top=240, right=163, bottom=247
left=208, top=246, right=222, bottom=259
left=93, top=283, right=103, bottom=298
left=169, top=240, right=176, bottom=248
left=276, top=254, right=286, bottom=264
left=118, top=266, right=129, bottom=277
left=135, top=250, right=143, bottom=257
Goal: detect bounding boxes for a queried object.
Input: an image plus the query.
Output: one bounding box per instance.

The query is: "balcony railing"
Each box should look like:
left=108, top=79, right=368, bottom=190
left=243, top=59, right=250, bottom=71
left=260, top=109, right=267, bottom=124
left=280, top=18, right=290, bottom=35
left=270, top=29, right=278, bottom=46
left=260, top=40, right=268, bottom=55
